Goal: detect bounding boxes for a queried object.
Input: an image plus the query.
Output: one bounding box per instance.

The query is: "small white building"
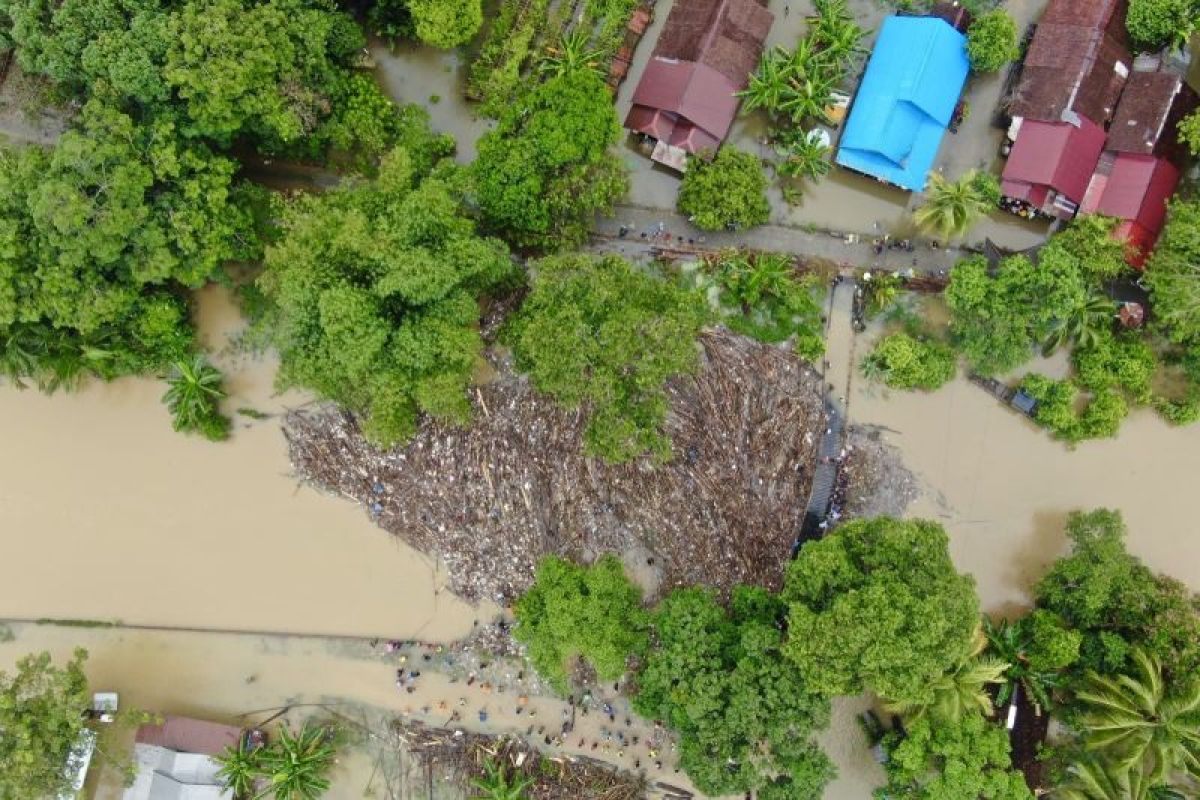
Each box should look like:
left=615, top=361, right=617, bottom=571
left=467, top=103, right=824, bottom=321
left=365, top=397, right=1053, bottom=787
left=122, top=716, right=240, bottom=800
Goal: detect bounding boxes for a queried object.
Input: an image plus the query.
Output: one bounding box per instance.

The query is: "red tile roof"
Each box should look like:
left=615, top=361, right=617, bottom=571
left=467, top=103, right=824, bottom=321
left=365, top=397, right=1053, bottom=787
left=1106, top=71, right=1199, bottom=161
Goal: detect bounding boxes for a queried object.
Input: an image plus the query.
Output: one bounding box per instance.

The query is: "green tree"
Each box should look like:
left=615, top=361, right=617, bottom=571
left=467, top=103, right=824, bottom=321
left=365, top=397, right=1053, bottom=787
left=257, top=722, right=338, bottom=800
left=913, top=170, right=1000, bottom=241
left=985, top=611, right=1081, bottom=715
left=862, top=332, right=956, bottom=391
left=782, top=517, right=980, bottom=706
left=258, top=146, right=515, bottom=447
left=1041, top=293, right=1115, bottom=355
left=513, top=555, right=649, bottom=690
left=807, top=0, right=867, bottom=69
left=967, top=10, right=1020, bottom=72
left=1052, top=216, right=1131, bottom=282
left=1144, top=200, right=1200, bottom=345
left=474, top=70, right=628, bottom=250
left=162, top=355, right=231, bottom=441
left=1180, top=110, right=1200, bottom=158
left=503, top=253, right=706, bottom=463
left=0, top=648, right=91, bottom=799
left=470, top=758, right=533, bottom=800
left=777, top=129, right=833, bottom=181
left=875, top=714, right=1033, bottom=800
left=633, top=587, right=835, bottom=799
left=885, top=627, right=1009, bottom=723
left=1073, top=647, right=1200, bottom=785
left=1126, top=0, right=1199, bottom=50
left=1073, top=332, right=1155, bottom=404
left=1036, top=510, right=1200, bottom=676
left=678, top=148, right=770, bottom=231
left=407, top=0, right=482, bottom=48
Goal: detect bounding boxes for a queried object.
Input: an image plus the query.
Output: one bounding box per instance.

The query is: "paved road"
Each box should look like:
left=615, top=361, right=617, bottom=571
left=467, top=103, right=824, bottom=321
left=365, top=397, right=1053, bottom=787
left=592, top=204, right=965, bottom=274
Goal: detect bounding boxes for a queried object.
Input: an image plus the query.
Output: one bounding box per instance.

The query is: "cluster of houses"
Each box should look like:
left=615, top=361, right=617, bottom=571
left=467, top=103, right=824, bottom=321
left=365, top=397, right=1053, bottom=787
left=622, top=0, right=1196, bottom=266
left=999, top=0, right=1196, bottom=266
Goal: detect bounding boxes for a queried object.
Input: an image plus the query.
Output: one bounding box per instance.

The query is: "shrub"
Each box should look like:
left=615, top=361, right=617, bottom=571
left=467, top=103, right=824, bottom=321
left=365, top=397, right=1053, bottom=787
left=1126, top=0, right=1199, bottom=50
left=863, top=332, right=956, bottom=391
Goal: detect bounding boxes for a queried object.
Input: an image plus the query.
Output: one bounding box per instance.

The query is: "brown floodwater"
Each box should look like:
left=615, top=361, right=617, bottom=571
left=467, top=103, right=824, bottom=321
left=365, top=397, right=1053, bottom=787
left=0, top=286, right=483, bottom=640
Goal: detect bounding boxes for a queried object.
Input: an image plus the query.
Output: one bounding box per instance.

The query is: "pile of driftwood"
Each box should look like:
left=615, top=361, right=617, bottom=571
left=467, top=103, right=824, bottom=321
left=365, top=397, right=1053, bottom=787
left=284, top=330, right=827, bottom=603
left=392, top=721, right=680, bottom=800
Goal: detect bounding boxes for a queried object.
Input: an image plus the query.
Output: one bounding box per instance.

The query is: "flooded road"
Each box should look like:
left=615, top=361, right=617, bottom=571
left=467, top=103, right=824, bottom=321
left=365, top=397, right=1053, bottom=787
left=0, top=286, right=483, bottom=640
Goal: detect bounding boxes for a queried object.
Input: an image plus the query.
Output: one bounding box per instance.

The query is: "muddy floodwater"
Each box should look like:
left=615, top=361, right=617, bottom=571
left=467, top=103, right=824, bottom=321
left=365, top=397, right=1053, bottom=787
left=0, top=286, right=483, bottom=640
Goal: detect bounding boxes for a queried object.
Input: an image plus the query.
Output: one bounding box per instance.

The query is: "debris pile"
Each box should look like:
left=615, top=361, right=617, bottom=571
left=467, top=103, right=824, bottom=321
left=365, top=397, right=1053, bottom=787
left=392, top=720, right=676, bottom=800
left=285, top=331, right=827, bottom=603
left=839, top=426, right=920, bottom=519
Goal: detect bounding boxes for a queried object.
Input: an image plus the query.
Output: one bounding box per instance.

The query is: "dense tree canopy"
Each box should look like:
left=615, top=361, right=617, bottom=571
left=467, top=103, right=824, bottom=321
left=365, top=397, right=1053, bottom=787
left=258, top=146, right=515, bottom=446
left=966, top=10, right=1020, bottom=72
left=0, top=648, right=91, bottom=799
left=634, top=587, right=834, bottom=800
left=1036, top=509, right=1200, bottom=676
left=513, top=555, right=648, bottom=690
left=875, top=714, right=1032, bottom=800
left=406, top=0, right=482, bottom=48
left=503, top=253, right=706, bottom=463
left=678, top=147, right=770, bottom=231
left=782, top=517, right=979, bottom=706
left=0, top=100, right=257, bottom=387
left=474, top=70, right=628, bottom=250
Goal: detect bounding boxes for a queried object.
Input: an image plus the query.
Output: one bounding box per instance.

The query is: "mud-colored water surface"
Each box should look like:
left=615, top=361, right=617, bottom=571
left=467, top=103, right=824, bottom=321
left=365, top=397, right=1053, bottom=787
left=0, top=286, right=481, bottom=640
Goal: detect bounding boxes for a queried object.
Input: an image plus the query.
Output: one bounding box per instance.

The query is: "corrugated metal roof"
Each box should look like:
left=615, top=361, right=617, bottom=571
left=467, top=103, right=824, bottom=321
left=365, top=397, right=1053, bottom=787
left=1093, top=153, right=1179, bottom=233
left=1107, top=71, right=1199, bottom=160
left=1001, top=118, right=1107, bottom=204
left=835, top=16, right=969, bottom=192
left=136, top=716, right=241, bottom=757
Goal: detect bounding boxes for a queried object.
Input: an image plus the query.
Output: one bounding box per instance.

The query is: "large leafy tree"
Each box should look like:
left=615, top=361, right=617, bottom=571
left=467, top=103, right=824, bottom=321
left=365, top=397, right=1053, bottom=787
left=782, top=517, right=979, bottom=706
left=633, top=587, right=835, bottom=800
left=678, top=147, right=770, bottom=231
left=406, top=0, right=482, bottom=48
left=513, top=555, right=649, bottom=691
left=1036, top=510, right=1200, bottom=676
left=0, top=100, right=255, bottom=387
left=862, top=332, right=956, bottom=391
left=503, top=253, right=706, bottom=463
left=1073, top=647, right=1200, bottom=785
left=0, top=649, right=91, bottom=799
left=473, top=70, right=628, bottom=250
left=876, top=714, right=1033, bottom=800
left=258, top=146, right=515, bottom=447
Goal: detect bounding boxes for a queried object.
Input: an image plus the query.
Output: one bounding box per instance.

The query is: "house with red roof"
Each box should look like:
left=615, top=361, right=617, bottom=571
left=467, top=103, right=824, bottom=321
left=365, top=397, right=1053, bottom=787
left=1079, top=70, right=1198, bottom=266
left=623, top=0, right=773, bottom=170
left=1000, top=0, right=1132, bottom=219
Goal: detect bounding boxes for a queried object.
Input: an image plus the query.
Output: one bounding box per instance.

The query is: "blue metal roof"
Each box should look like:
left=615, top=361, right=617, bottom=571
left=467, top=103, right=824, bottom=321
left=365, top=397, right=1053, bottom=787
left=835, top=16, right=969, bottom=192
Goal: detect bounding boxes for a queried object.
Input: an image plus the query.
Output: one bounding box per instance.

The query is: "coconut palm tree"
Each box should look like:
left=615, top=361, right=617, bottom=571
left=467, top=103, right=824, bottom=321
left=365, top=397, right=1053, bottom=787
left=913, top=170, right=1000, bottom=241
left=537, top=30, right=605, bottom=79
left=1041, top=293, right=1115, bottom=355
left=215, top=740, right=262, bottom=799
left=1053, top=756, right=1188, bottom=800
left=1074, top=647, right=1200, bottom=784
left=884, top=626, right=1010, bottom=723
left=256, top=723, right=338, bottom=800
left=470, top=758, right=534, bottom=800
